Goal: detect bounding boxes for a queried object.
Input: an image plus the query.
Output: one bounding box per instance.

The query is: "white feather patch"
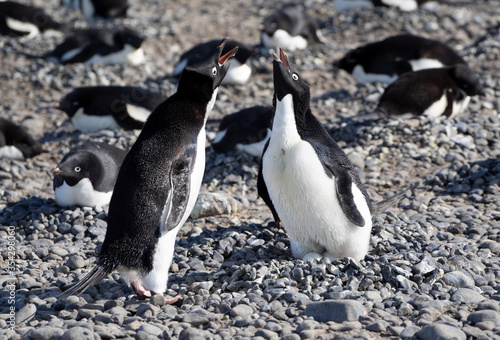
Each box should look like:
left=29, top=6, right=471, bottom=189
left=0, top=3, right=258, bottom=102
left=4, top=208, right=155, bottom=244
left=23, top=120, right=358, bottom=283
left=0, top=146, right=25, bottom=160
left=222, top=60, right=252, bottom=85
left=71, top=107, right=121, bottom=132
left=54, top=179, right=112, bottom=207
left=6, top=17, right=39, bottom=38
left=236, top=128, right=271, bottom=157
left=84, top=45, right=145, bottom=65
left=422, top=91, right=448, bottom=118
left=125, top=104, right=151, bottom=123
left=261, top=29, right=308, bottom=51
left=333, top=0, right=374, bottom=11
left=409, top=58, right=444, bottom=71
left=352, top=65, right=398, bottom=84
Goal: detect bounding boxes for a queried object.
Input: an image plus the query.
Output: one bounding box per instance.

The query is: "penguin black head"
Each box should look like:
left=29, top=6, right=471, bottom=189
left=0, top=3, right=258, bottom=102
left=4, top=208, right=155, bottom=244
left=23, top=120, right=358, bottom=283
left=114, top=28, right=145, bottom=49
left=56, top=88, right=91, bottom=117
left=179, top=38, right=239, bottom=93
left=333, top=47, right=363, bottom=73
left=52, top=151, right=100, bottom=188
left=272, top=47, right=310, bottom=112
left=449, top=64, right=485, bottom=96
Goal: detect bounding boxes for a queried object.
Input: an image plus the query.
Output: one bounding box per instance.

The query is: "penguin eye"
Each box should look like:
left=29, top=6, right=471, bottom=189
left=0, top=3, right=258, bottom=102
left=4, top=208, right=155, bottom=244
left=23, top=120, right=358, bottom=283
left=74, top=166, right=81, bottom=172
left=211, top=67, right=217, bottom=76
left=292, top=73, right=299, bottom=81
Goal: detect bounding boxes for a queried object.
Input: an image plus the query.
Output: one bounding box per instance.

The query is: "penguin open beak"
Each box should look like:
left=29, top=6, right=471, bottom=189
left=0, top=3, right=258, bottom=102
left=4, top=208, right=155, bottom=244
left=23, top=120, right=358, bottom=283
left=272, top=47, right=291, bottom=72
left=218, top=38, right=239, bottom=67
left=51, top=167, right=61, bottom=176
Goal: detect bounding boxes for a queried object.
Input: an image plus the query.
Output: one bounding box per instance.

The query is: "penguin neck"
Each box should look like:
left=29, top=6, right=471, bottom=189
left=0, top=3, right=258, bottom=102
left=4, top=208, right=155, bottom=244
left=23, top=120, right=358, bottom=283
left=204, top=88, right=218, bottom=125
left=272, top=94, right=303, bottom=148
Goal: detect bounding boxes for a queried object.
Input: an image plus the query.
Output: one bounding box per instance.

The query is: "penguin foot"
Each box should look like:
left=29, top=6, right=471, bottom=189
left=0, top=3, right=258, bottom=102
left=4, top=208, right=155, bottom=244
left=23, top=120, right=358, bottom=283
left=164, top=295, right=183, bottom=305
left=131, top=281, right=152, bottom=298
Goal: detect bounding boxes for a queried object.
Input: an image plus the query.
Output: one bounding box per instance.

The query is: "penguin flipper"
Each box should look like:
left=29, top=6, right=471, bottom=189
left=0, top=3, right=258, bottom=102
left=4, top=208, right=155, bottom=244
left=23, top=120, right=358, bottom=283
left=333, top=170, right=366, bottom=227
left=257, top=140, right=281, bottom=225
left=59, top=265, right=111, bottom=298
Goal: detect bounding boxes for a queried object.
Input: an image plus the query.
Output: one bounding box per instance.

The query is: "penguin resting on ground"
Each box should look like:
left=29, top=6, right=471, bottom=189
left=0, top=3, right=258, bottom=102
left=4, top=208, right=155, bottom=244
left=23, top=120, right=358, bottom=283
left=55, top=86, right=166, bottom=132
left=376, top=64, right=484, bottom=118
left=52, top=142, right=127, bottom=208
left=0, top=117, right=44, bottom=160
left=59, top=39, right=238, bottom=303
left=258, top=48, right=400, bottom=261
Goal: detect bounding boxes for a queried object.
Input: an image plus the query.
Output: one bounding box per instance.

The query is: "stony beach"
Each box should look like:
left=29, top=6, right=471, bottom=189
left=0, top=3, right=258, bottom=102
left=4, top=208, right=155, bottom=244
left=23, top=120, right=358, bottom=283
left=1, top=0, right=499, bottom=339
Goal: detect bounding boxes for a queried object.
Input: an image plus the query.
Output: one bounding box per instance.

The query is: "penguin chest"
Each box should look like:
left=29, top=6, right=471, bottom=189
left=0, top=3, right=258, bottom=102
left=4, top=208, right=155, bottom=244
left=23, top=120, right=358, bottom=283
left=85, top=45, right=145, bottom=65
left=54, top=178, right=112, bottom=207
left=352, top=65, right=398, bottom=84
left=71, top=107, right=121, bottom=132
left=222, top=60, right=252, bottom=85
left=261, top=30, right=308, bottom=51
left=0, top=145, right=25, bottom=160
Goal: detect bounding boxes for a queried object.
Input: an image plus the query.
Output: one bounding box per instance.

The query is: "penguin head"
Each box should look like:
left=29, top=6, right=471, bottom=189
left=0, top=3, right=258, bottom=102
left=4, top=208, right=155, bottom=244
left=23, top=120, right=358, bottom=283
left=52, top=151, right=100, bottom=188
left=272, top=47, right=310, bottom=111
left=333, top=47, right=363, bottom=73
left=114, top=28, right=145, bottom=49
left=56, top=88, right=92, bottom=117
left=179, top=38, right=239, bottom=93
left=449, top=64, right=485, bottom=96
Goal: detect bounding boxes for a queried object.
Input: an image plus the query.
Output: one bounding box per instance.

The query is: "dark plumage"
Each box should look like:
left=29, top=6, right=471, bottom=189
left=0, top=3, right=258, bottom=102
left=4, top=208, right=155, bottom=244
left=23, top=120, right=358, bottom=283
left=0, top=118, right=44, bottom=160
left=62, top=0, right=128, bottom=21
left=377, top=64, right=484, bottom=118
left=55, top=86, right=166, bottom=132
left=334, top=34, right=466, bottom=83
left=0, top=1, right=65, bottom=37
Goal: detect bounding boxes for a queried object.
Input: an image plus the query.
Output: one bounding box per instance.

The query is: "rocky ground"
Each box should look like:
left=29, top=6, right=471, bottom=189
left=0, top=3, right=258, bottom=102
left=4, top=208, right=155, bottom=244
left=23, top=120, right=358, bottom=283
left=1, top=0, right=500, bottom=339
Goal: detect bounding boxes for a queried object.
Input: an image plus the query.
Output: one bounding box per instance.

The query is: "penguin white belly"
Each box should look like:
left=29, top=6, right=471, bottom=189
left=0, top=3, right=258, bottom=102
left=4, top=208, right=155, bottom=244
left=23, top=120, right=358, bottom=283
left=71, top=107, right=121, bottom=132
left=422, top=91, right=448, bottom=118
left=222, top=60, right=252, bottom=85
left=60, top=47, right=85, bottom=63
left=263, top=94, right=372, bottom=260
left=381, top=0, right=418, bottom=11
left=236, top=128, right=271, bottom=157
left=55, top=179, right=112, bottom=207
left=352, top=65, right=398, bottom=84
left=262, top=30, right=308, bottom=51
left=125, top=104, right=151, bottom=123
left=139, top=90, right=216, bottom=294
left=84, top=45, right=145, bottom=65
left=0, top=145, right=25, bottom=160
left=409, top=58, right=444, bottom=71
left=81, top=0, right=95, bottom=21
left=451, top=95, right=470, bottom=118
left=6, top=17, right=39, bottom=38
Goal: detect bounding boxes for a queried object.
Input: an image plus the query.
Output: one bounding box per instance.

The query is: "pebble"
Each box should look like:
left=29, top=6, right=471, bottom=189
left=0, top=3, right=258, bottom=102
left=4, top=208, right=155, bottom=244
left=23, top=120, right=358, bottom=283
left=304, top=300, right=365, bottom=322
left=451, top=288, right=486, bottom=303
left=417, top=323, right=466, bottom=340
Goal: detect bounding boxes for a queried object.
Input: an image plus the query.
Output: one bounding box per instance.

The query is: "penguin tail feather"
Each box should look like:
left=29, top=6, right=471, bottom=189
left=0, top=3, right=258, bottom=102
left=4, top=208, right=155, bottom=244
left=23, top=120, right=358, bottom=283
left=58, top=265, right=111, bottom=299
left=370, top=182, right=419, bottom=215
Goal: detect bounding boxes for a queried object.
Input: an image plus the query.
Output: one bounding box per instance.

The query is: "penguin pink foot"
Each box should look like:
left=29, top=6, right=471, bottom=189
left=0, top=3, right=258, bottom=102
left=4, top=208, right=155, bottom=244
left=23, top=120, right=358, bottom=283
left=131, top=281, right=152, bottom=297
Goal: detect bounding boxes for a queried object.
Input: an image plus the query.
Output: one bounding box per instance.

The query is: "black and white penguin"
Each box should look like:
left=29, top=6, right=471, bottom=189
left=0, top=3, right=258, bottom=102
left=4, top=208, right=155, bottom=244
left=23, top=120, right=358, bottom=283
left=258, top=48, right=373, bottom=261
left=0, top=1, right=65, bottom=38
left=260, top=3, right=324, bottom=51
left=61, top=0, right=128, bottom=21
left=60, top=39, right=238, bottom=303
left=0, top=117, right=44, bottom=160
left=43, top=27, right=145, bottom=65
left=52, top=142, right=127, bottom=208
left=211, top=105, right=273, bottom=157
left=333, top=0, right=432, bottom=12
left=333, top=34, right=466, bottom=83
left=173, top=39, right=257, bottom=85
left=55, top=86, right=166, bottom=132
left=376, top=64, right=484, bottom=118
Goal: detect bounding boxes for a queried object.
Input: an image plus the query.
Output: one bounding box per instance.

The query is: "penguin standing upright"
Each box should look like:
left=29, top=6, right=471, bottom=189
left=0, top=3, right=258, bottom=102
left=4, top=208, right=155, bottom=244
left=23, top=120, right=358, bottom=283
left=60, top=39, right=238, bottom=303
left=258, top=48, right=374, bottom=261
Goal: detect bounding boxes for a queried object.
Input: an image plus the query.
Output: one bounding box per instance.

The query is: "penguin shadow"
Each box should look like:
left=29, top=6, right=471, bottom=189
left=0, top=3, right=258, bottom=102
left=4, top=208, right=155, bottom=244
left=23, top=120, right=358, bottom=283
left=425, top=156, right=500, bottom=201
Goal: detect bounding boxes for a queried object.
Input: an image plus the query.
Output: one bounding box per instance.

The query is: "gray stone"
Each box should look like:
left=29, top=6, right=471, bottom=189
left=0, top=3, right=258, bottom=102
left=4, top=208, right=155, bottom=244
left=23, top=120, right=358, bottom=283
left=15, top=303, right=36, bottom=324
left=304, top=300, right=365, bottom=322
left=443, top=271, right=475, bottom=288
left=60, top=327, right=94, bottom=340
left=417, top=323, right=466, bottom=340
left=66, top=255, right=85, bottom=269
left=183, top=308, right=219, bottom=326
left=468, top=310, right=500, bottom=326
left=230, top=304, right=254, bottom=317
left=400, top=325, right=420, bottom=338
left=138, top=323, right=163, bottom=336
left=28, top=327, right=64, bottom=340
left=190, top=192, right=243, bottom=219
left=451, top=288, right=485, bottom=303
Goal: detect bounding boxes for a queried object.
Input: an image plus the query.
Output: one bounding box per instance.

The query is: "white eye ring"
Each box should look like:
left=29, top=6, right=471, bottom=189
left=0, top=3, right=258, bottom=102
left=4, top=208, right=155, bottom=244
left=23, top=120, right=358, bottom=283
left=292, top=73, right=299, bottom=81
left=74, top=167, right=81, bottom=172
left=212, top=67, right=217, bottom=76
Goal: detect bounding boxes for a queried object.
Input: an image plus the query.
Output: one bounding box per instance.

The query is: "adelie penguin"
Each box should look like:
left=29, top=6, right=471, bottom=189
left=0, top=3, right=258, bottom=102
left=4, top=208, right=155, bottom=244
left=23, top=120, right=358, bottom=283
left=211, top=105, right=273, bottom=157
left=61, top=0, right=128, bottom=21
left=260, top=3, right=324, bottom=51
left=333, top=0, right=432, bottom=12
left=376, top=64, right=484, bottom=118
left=173, top=39, right=257, bottom=85
left=334, top=34, right=466, bottom=83
left=0, top=1, right=66, bottom=38
left=0, top=117, right=44, bottom=160
left=258, top=48, right=400, bottom=261
left=43, top=27, right=145, bottom=65
left=60, top=39, right=238, bottom=303
left=52, top=142, right=127, bottom=208
left=56, top=86, right=166, bottom=132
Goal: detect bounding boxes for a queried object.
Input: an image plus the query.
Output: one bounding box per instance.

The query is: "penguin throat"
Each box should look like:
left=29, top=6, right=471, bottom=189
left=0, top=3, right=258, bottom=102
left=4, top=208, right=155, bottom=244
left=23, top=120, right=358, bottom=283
left=204, top=88, right=218, bottom=123
left=272, top=94, right=302, bottom=148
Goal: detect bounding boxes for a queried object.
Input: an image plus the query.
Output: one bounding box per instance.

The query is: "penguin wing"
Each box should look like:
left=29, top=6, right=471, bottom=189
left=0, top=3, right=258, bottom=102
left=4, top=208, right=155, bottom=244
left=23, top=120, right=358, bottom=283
left=321, top=153, right=366, bottom=227
left=257, top=139, right=281, bottom=225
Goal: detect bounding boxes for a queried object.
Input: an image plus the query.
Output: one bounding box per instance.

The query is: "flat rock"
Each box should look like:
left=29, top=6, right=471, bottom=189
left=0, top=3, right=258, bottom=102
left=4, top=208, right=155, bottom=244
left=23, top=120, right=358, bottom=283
left=417, top=323, right=466, bottom=340
left=304, top=300, right=365, bottom=322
